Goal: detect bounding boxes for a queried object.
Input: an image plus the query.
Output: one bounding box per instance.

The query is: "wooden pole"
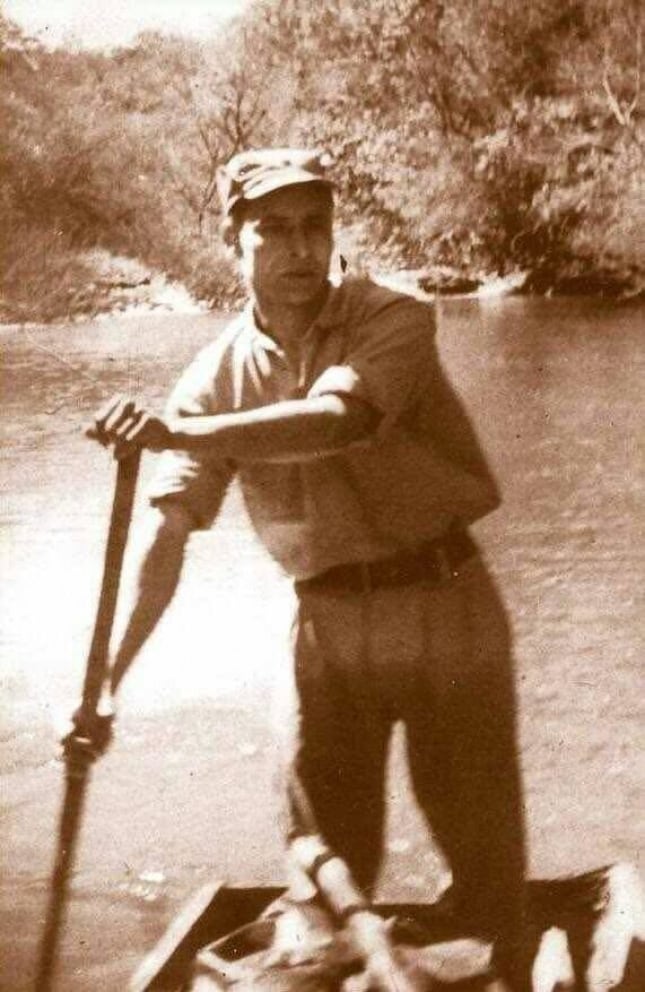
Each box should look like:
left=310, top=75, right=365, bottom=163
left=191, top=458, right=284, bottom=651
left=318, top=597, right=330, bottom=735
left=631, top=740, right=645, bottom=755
left=36, top=452, right=141, bottom=991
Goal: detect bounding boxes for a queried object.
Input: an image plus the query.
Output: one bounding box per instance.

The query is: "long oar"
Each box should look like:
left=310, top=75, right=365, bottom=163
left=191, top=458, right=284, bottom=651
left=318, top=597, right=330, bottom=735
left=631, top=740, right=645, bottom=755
left=36, top=450, right=141, bottom=992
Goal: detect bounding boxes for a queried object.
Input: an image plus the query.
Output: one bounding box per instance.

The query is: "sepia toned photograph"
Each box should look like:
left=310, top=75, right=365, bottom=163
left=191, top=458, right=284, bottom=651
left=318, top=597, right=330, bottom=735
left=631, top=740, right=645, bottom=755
left=1, top=2, right=644, bottom=990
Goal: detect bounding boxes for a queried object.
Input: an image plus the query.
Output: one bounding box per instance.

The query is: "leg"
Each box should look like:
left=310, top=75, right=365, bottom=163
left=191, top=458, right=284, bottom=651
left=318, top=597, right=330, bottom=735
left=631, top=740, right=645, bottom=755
left=287, top=590, right=392, bottom=895
left=404, top=557, right=530, bottom=979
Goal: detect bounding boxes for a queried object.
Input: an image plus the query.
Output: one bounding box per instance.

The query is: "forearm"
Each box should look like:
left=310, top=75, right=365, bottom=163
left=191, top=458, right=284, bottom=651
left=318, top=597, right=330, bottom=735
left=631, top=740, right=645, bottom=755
left=167, top=394, right=379, bottom=463
left=109, top=505, right=189, bottom=693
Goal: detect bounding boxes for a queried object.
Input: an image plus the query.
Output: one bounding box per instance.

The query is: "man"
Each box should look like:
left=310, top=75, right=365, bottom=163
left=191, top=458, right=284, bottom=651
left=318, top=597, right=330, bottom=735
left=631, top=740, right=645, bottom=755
left=78, top=149, right=530, bottom=988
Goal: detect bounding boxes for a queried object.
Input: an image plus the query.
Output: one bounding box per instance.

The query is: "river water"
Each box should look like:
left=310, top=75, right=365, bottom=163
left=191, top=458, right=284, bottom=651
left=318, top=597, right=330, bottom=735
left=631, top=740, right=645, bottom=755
left=1, top=298, right=644, bottom=990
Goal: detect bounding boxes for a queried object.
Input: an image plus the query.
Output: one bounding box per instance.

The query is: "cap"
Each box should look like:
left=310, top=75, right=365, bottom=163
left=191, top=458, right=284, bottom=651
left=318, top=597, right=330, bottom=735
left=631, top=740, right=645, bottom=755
left=217, top=148, right=334, bottom=216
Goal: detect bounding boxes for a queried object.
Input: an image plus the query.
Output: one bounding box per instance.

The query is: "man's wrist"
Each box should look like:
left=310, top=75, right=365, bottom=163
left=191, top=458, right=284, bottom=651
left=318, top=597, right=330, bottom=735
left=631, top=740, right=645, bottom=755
left=166, top=420, right=191, bottom=452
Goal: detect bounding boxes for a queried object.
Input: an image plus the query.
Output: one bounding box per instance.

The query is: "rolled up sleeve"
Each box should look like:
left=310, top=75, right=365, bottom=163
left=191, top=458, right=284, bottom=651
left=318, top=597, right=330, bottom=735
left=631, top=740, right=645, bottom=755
left=146, top=340, right=235, bottom=529
left=307, top=298, right=435, bottom=426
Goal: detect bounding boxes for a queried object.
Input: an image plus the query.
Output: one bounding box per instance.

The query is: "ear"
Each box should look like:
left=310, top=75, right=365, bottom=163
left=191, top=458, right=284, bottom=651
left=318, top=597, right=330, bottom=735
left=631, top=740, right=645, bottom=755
left=221, top=218, right=242, bottom=257
left=226, top=235, right=242, bottom=260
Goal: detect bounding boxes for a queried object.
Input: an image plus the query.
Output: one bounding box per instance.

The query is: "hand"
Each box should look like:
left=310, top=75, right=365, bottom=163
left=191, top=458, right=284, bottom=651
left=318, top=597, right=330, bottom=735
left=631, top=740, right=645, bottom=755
left=87, top=394, right=172, bottom=457
left=60, top=694, right=116, bottom=762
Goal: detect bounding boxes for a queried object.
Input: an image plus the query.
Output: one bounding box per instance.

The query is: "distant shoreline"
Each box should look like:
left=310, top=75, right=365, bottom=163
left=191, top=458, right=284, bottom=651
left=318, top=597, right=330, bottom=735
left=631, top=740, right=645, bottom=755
left=3, top=254, right=643, bottom=330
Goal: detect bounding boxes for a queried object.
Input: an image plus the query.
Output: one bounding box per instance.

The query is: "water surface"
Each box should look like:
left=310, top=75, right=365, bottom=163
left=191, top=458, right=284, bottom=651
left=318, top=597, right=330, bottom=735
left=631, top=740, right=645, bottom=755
left=1, top=298, right=643, bottom=990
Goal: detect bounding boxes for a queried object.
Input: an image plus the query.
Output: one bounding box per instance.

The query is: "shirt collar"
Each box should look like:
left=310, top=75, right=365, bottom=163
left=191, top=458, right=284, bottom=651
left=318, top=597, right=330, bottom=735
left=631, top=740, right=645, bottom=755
left=242, top=280, right=346, bottom=353
left=241, top=301, right=280, bottom=353
left=312, top=279, right=344, bottom=331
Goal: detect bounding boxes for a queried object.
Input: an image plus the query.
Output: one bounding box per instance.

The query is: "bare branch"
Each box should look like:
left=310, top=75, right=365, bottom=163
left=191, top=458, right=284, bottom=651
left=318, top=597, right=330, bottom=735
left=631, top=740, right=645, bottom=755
left=626, top=21, right=642, bottom=117
left=602, top=71, right=628, bottom=126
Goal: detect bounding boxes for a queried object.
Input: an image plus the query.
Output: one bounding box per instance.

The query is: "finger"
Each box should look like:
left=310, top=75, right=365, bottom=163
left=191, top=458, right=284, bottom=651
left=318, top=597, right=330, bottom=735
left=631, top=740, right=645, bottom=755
left=123, top=413, right=169, bottom=451
left=84, top=422, right=109, bottom=444
left=122, top=410, right=150, bottom=443
left=93, top=393, right=126, bottom=430
left=104, top=397, right=137, bottom=433
left=89, top=394, right=133, bottom=446
left=112, top=413, right=154, bottom=457
left=114, top=408, right=148, bottom=442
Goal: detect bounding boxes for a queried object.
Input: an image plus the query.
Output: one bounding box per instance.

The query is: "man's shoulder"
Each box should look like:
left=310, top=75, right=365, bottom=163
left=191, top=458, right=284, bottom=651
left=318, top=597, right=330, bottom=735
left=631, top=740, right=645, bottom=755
left=185, top=311, right=249, bottom=371
left=338, top=275, right=435, bottom=323
left=169, top=313, right=249, bottom=406
left=333, top=276, right=435, bottom=341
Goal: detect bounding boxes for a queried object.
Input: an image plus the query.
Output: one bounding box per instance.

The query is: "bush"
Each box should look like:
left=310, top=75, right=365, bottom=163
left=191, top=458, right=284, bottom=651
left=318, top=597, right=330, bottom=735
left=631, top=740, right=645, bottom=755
left=2, top=1, right=644, bottom=322
left=0, top=216, right=113, bottom=323
left=156, top=233, right=243, bottom=310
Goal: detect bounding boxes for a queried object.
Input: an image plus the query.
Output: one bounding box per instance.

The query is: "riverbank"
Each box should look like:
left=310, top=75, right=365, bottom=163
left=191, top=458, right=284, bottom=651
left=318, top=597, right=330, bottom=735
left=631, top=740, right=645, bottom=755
left=5, top=1, right=645, bottom=336
left=3, top=240, right=643, bottom=329
left=0, top=248, right=211, bottom=327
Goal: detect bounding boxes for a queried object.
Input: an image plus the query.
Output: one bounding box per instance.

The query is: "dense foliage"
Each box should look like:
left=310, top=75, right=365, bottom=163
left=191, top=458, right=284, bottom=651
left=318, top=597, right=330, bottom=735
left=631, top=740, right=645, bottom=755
left=1, top=1, right=643, bottom=321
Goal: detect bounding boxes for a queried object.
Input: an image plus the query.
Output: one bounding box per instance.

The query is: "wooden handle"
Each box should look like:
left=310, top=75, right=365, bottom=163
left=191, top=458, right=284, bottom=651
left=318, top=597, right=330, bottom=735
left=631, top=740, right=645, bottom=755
left=80, top=451, right=141, bottom=713
left=37, top=453, right=141, bottom=990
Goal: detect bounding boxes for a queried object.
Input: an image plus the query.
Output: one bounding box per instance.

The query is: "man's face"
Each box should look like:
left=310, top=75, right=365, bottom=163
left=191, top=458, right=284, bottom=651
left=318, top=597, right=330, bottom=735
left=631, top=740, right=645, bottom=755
left=234, top=183, right=334, bottom=310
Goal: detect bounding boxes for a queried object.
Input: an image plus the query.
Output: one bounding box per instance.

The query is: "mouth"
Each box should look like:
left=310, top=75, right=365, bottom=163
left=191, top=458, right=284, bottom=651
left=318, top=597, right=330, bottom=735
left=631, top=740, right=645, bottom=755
left=282, top=269, right=318, bottom=279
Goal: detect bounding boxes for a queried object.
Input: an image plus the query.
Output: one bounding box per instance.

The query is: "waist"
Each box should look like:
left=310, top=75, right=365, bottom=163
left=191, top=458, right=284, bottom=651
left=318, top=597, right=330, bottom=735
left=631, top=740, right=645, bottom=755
left=295, top=529, right=478, bottom=595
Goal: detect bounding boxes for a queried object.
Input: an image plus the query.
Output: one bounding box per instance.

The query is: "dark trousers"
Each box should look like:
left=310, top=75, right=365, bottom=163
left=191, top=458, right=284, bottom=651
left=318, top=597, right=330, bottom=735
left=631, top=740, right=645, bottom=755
left=287, top=554, right=527, bottom=950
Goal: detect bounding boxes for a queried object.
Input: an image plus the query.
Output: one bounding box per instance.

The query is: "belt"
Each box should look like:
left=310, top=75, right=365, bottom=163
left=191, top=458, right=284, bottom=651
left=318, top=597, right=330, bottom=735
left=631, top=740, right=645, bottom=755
left=296, top=529, right=477, bottom=595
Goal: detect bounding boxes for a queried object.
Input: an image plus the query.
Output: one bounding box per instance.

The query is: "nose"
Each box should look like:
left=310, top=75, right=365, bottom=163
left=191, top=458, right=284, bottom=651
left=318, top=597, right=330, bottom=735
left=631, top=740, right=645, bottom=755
left=289, top=226, right=311, bottom=260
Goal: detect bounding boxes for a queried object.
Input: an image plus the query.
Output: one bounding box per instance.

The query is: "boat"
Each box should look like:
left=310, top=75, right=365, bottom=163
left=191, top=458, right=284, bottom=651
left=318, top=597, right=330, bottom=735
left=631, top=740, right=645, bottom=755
left=129, top=863, right=645, bottom=992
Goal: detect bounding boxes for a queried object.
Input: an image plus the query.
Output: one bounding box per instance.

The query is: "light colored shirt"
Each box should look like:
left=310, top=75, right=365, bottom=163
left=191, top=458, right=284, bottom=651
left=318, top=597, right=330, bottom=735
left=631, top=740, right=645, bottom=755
left=148, top=277, right=500, bottom=580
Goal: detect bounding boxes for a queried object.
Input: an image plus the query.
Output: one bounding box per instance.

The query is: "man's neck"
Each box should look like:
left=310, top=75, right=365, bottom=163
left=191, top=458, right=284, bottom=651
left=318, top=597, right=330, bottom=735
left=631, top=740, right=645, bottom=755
left=253, top=283, right=330, bottom=356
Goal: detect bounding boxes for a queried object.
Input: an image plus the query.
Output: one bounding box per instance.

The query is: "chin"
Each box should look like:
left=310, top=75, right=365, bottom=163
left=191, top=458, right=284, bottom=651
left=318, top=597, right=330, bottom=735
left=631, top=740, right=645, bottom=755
left=281, top=280, right=328, bottom=306
left=287, top=290, right=324, bottom=306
